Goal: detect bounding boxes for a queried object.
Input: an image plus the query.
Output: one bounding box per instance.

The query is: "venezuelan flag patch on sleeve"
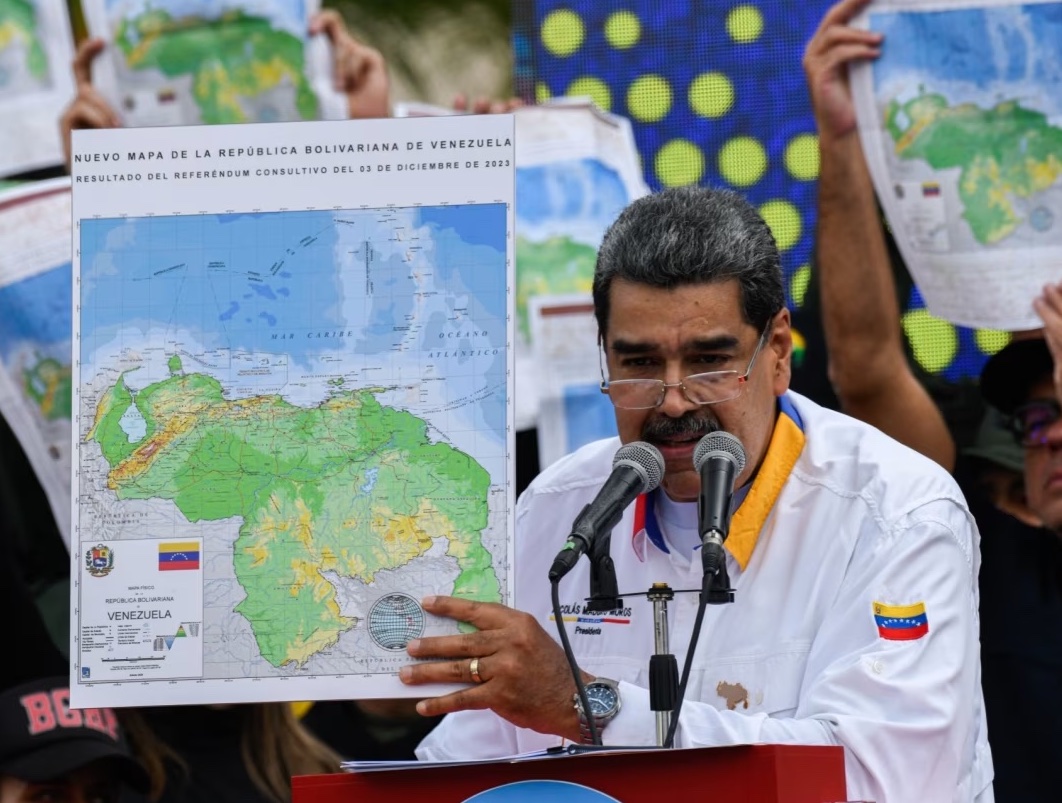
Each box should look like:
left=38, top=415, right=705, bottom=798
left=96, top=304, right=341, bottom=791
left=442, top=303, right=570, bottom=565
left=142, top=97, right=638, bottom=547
left=873, top=601, right=929, bottom=641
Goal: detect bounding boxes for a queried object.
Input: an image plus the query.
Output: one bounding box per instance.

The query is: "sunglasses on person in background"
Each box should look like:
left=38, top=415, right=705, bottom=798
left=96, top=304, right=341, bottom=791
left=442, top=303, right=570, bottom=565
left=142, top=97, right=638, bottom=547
left=1008, top=399, right=1062, bottom=447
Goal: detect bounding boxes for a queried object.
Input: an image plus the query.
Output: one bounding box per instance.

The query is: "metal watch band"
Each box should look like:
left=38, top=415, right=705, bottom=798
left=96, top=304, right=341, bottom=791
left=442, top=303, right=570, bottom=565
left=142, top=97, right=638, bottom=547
left=573, top=678, right=621, bottom=745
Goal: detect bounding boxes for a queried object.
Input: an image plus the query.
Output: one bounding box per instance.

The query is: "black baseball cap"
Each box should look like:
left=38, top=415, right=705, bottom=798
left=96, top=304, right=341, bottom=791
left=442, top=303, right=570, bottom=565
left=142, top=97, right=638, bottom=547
left=980, top=338, right=1053, bottom=415
left=0, top=677, right=148, bottom=791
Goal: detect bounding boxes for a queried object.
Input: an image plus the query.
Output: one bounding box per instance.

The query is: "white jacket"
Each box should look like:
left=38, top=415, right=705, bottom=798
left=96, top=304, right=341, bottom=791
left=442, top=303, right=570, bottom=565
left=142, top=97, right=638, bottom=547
left=417, top=392, right=994, bottom=803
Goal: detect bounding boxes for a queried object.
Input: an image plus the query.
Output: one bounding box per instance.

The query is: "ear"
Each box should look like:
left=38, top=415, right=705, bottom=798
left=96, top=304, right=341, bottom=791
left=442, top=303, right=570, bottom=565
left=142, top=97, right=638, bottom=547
left=768, top=308, right=792, bottom=397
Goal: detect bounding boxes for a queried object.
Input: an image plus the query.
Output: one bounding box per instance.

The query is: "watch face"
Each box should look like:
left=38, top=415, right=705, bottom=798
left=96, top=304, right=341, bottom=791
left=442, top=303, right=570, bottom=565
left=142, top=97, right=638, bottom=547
left=586, top=683, right=618, bottom=716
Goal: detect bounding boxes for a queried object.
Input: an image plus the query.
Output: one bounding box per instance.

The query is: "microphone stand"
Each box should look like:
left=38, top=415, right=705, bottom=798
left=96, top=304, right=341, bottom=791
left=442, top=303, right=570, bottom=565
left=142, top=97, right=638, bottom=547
left=584, top=516, right=734, bottom=748
left=662, top=530, right=735, bottom=748
left=646, top=583, right=678, bottom=746
left=585, top=532, right=622, bottom=613
left=700, top=532, right=735, bottom=604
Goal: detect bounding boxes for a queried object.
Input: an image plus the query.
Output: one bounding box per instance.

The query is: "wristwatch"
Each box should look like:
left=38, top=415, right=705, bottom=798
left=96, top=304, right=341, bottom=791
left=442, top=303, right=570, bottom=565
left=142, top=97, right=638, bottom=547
left=573, top=677, right=621, bottom=744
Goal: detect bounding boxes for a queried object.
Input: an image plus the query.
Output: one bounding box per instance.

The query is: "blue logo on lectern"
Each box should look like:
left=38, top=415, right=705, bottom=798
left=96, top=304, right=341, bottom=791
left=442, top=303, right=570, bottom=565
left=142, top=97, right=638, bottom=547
left=462, top=780, right=622, bottom=803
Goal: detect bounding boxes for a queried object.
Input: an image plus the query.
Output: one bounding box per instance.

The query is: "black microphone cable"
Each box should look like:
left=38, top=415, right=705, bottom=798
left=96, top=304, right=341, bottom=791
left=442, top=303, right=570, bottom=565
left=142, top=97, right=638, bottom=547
left=548, top=441, right=664, bottom=746
left=663, top=570, right=712, bottom=748
left=551, top=578, right=599, bottom=746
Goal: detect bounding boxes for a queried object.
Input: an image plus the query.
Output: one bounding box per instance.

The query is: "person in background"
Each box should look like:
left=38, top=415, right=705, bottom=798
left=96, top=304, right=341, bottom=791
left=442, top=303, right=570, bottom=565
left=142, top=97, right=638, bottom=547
left=0, top=676, right=149, bottom=803
left=404, top=184, right=992, bottom=802
left=805, top=0, right=1062, bottom=798
left=116, top=705, right=337, bottom=803
left=1, top=413, right=71, bottom=676
left=802, top=0, right=954, bottom=469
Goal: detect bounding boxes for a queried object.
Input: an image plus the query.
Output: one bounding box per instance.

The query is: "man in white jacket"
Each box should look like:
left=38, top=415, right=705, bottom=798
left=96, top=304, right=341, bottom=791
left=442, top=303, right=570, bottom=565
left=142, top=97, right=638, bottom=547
left=400, top=184, right=994, bottom=802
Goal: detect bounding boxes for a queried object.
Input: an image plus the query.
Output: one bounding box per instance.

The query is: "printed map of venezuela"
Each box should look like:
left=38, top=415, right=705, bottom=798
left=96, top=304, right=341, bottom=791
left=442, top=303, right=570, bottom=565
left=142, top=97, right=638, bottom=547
left=871, top=4, right=1062, bottom=249
left=886, top=94, right=1062, bottom=245
left=114, top=8, right=317, bottom=123
left=78, top=202, right=509, bottom=680
left=88, top=362, right=497, bottom=667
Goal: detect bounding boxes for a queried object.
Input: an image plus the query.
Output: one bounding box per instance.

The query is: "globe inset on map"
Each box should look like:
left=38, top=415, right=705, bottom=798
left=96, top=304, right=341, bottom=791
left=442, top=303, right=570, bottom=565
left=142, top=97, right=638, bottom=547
left=368, top=593, right=426, bottom=651
left=1030, top=206, right=1054, bottom=233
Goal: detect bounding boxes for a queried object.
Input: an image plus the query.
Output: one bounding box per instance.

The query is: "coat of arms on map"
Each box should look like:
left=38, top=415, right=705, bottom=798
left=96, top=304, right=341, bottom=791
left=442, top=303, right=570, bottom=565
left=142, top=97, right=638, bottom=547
left=85, top=544, right=114, bottom=578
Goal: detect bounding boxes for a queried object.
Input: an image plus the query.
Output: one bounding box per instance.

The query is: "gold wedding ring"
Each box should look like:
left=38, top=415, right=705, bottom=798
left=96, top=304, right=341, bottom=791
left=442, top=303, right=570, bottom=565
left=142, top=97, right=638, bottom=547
left=469, top=657, right=483, bottom=684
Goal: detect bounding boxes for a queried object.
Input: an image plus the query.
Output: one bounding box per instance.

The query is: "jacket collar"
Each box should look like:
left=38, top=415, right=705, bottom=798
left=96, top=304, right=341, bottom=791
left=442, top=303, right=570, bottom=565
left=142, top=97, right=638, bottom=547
left=633, top=393, right=806, bottom=570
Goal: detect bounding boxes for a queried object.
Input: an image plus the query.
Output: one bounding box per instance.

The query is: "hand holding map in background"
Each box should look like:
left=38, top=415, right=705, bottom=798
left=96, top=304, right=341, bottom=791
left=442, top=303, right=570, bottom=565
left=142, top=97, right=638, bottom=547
left=851, top=0, right=1062, bottom=330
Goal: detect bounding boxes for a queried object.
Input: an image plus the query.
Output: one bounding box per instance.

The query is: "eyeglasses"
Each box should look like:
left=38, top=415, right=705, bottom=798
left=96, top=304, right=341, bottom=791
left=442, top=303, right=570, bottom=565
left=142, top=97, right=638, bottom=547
left=599, top=326, right=770, bottom=410
left=1008, top=399, right=1062, bottom=447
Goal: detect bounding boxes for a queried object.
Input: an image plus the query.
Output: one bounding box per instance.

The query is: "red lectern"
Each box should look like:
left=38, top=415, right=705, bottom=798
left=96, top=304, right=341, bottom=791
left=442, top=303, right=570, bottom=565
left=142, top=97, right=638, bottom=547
left=293, top=744, right=847, bottom=802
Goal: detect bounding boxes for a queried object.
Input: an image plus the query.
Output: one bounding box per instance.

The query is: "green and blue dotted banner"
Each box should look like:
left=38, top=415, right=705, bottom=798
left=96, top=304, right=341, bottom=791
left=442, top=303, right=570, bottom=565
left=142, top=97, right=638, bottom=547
left=512, top=0, right=1009, bottom=384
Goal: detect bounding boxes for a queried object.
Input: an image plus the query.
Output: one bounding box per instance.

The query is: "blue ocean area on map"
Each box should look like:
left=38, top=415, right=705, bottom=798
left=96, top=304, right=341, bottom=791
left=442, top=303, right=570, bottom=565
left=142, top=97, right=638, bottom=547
left=419, top=205, right=507, bottom=253
left=80, top=205, right=508, bottom=444
left=871, top=3, right=1062, bottom=118
left=0, top=263, right=72, bottom=360
left=517, top=159, right=629, bottom=232
left=563, top=384, right=617, bottom=454
left=420, top=233, right=507, bottom=324
left=80, top=211, right=346, bottom=364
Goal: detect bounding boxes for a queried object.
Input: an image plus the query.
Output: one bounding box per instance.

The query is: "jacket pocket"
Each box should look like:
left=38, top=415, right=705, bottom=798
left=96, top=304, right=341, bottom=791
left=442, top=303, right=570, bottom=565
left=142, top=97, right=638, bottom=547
left=688, top=641, right=811, bottom=717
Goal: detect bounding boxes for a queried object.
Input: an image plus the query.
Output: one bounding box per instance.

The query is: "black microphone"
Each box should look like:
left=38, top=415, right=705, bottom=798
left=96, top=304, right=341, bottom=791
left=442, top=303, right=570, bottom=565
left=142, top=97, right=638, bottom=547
left=693, top=432, right=746, bottom=577
left=548, top=441, right=664, bottom=582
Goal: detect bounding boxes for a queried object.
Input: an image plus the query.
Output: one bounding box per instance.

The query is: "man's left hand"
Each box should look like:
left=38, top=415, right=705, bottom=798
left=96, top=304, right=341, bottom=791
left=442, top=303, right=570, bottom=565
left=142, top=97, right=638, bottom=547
left=400, top=596, right=584, bottom=742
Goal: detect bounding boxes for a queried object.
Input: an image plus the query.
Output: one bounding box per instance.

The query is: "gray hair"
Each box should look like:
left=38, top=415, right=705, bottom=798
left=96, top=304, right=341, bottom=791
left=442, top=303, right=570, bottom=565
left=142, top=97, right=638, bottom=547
left=592, top=185, right=785, bottom=337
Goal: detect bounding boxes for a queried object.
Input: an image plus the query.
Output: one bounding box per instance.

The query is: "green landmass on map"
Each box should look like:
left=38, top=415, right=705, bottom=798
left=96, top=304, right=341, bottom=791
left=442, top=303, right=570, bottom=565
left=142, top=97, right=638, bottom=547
left=0, top=0, right=49, bottom=80
left=87, top=368, right=498, bottom=667
left=885, top=92, right=1062, bottom=244
left=114, top=8, right=317, bottom=123
left=23, top=356, right=71, bottom=421
left=516, top=235, right=598, bottom=339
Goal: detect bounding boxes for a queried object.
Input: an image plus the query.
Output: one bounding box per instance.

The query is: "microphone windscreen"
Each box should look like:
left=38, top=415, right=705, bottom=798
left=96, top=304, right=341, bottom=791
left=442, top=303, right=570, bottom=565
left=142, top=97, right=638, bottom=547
left=693, top=431, right=746, bottom=475
left=613, top=441, right=665, bottom=493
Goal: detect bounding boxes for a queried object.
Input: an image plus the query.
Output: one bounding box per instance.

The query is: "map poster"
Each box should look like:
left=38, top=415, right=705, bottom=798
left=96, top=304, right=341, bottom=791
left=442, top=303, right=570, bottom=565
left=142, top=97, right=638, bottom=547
left=81, top=0, right=347, bottom=129
left=851, top=0, right=1062, bottom=330
left=512, top=101, right=648, bottom=431
left=529, top=294, right=617, bottom=470
left=69, top=113, right=515, bottom=707
left=0, top=178, right=74, bottom=546
left=0, top=0, right=77, bottom=176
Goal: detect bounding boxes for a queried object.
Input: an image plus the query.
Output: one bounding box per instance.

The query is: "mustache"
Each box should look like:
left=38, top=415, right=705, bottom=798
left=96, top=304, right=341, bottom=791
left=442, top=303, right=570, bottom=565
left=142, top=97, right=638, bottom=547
left=641, top=414, right=720, bottom=443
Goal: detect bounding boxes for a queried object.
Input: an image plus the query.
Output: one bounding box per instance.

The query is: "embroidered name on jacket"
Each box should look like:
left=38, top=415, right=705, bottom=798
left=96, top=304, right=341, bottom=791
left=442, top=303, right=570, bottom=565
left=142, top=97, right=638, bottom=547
left=873, top=601, right=929, bottom=641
